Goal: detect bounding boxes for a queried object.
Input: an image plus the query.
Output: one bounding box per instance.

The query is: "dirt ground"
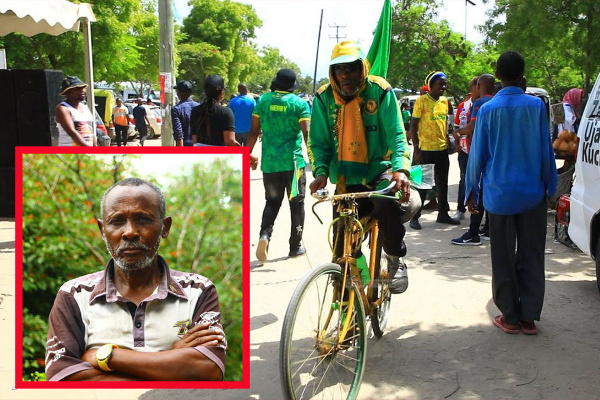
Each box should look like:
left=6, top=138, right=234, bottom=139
left=1, top=150, right=599, bottom=400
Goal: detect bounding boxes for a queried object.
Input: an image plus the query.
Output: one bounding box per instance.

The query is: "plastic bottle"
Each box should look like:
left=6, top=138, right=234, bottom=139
left=356, top=254, right=370, bottom=286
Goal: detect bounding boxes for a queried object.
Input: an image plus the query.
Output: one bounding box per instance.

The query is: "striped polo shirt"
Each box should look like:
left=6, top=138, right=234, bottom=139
left=45, top=256, right=227, bottom=381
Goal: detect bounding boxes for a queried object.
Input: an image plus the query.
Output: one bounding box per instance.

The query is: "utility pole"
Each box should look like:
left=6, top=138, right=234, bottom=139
left=158, top=0, right=175, bottom=146
left=313, top=9, right=323, bottom=94
left=465, top=0, right=476, bottom=41
left=328, top=23, right=347, bottom=43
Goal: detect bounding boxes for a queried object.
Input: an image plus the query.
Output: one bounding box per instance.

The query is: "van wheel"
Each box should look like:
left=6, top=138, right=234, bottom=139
left=596, top=239, right=600, bottom=293
left=147, top=127, right=155, bottom=140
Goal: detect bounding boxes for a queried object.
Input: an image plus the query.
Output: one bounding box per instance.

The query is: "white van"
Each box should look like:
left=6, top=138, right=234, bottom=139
left=557, top=72, right=600, bottom=291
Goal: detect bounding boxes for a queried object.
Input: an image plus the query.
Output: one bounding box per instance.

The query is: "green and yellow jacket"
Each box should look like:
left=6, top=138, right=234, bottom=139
left=308, top=75, right=412, bottom=186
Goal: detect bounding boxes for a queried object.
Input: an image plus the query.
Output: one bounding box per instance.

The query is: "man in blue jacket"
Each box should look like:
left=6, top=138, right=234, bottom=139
left=172, top=80, right=199, bottom=146
left=465, top=51, right=557, bottom=335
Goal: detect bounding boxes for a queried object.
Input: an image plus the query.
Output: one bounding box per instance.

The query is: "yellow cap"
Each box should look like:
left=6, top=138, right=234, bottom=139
left=330, top=41, right=365, bottom=66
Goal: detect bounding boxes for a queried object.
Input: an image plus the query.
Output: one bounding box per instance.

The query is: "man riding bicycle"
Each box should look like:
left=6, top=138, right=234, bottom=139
left=308, top=40, right=420, bottom=294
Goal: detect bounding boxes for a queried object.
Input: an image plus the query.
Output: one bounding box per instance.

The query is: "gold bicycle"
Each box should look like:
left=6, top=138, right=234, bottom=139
left=279, top=182, right=400, bottom=400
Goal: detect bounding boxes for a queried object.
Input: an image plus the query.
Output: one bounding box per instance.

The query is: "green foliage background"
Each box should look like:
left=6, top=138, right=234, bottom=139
left=1, top=0, right=599, bottom=100
left=22, top=154, right=243, bottom=381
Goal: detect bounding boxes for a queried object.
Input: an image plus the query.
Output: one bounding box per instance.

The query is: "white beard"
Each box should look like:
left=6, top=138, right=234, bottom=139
left=103, top=233, right=162, bottom=274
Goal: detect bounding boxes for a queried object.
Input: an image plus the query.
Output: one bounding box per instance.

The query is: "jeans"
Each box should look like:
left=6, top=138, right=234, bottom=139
left=456, top=150, right=468, bottom=212
left=235, top=132, right=249, bottom=146
left=260, top=169, right=306, bottom=250
left=137, top=126, right=147, bottom=145
left=468, top=184, right=485, bottom=235
left=114, top=124, right=128, bottom=146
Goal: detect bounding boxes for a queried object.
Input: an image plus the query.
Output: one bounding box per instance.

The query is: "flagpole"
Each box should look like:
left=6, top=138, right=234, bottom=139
left=312, top=9, right=323, bottom=94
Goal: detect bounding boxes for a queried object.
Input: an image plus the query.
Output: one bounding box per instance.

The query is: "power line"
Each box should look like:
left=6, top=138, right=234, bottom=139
left=328, top=23, right=347, bottom=43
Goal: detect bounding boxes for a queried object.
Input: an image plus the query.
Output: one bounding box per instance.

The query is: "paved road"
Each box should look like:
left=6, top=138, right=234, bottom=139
left=140, top=150, right=600, bottom=399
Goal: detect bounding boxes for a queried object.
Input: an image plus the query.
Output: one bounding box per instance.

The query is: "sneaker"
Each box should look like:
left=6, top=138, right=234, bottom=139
left=409, top=218, right=422, bottom=230
left=479, top=229, right=490, bottom=241
left=256, top=235, right=269, bottom=262
left=288, top=247, right=306, bottom=257
left=453, top=211, right=466, bottom=220
left=386, top=255, right=408, bottom=294
left=436, top=214, right=461, bottom=225
left=451, top=231, right=481, bottom=246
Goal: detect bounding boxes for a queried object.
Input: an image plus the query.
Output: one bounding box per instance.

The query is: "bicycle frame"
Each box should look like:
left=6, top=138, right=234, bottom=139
left=313, top=183, right=397, bottom=350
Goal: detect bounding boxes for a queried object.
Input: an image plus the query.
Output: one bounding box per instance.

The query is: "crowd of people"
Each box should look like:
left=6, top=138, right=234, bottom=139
left=54, top=42, right=585, bottom=337
left=245, top=44, right=562, bottom=336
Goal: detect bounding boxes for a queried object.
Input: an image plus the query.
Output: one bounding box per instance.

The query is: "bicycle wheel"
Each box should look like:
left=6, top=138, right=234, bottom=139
left=370, top=235, right=391, bottom=338
left=280, top=263, right=367, bottom=400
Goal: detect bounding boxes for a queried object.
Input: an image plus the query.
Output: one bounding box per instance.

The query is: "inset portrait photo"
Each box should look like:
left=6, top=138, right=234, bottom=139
left=16, top=148, right=248, bottom=390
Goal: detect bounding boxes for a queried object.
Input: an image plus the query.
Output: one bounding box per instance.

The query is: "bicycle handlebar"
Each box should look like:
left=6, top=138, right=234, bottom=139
left=311, top=181, right=399, bottom=225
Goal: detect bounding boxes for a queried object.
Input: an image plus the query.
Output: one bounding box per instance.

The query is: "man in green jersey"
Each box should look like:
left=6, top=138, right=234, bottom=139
left=248, top=69, right=311, bottom=262
left=308, top=41, right=419, bottom=294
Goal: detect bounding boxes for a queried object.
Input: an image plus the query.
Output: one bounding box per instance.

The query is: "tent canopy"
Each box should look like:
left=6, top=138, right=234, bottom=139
left=0, top=0, right=95, bottom=36
left=0, top=0, right=97, bottom=118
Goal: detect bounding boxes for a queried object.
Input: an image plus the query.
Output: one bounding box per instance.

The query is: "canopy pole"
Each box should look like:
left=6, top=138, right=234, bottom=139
left=159, top=0, right=175, bottom=146
left=82, top=16, right=96, bottom=140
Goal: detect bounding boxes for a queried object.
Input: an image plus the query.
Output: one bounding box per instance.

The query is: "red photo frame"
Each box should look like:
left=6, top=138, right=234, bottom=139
left=14, top=146, right=250, bottom=389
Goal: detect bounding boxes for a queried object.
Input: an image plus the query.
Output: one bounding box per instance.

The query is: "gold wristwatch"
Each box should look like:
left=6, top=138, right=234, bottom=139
left=96, top=344, right=119, bottom=372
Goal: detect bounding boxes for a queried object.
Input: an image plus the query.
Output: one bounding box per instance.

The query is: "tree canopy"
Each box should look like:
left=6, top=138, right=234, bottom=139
left=482, top=0, right=600, bottom=98
left=387, top=0, right=496, bottom=102
left=2, top=0, right=599, bottom=101
left=0, top=0, right=156, bottom=84
left=177, top=0, right=307, bottom=97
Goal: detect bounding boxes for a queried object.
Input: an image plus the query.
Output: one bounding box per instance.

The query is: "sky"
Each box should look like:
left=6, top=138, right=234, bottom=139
left=125, top=154, right=242, bottom=187
left=173, top=0, right=493, bottom=81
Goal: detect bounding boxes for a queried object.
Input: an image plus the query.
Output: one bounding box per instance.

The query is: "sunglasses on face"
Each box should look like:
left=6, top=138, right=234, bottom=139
left=333, top=63, right=361, bottom=74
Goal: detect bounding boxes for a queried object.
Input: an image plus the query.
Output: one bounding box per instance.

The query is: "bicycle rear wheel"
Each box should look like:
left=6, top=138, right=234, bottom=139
left=370, top=235, right=391, bottom=338
left=280, top=263, right=367, bottom=400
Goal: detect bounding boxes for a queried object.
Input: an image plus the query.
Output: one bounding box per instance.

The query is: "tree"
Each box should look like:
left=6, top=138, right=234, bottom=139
left=0, top=0, right=161, bottom=85
left=387, top=0, right=496, bottom=102
left=126, top=0, right=160, bottom=92
left=245, top=46, right=300, bottom=94
left=482, top=0, right=600, bottom=97
left=178, top=0, right=262, bottom=92
left=297, top=74, right=315, bottom=94
left=21, top=154, right=243, bottom=382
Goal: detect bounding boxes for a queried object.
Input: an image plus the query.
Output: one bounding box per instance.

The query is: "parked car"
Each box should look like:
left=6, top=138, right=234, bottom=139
left=94, top=89, right=119, bottom=126
left=398, top=94, right=420, bottom=111
left=124, top=102, right=162, bottom=139
left=556, top=72, right=600, bottom=292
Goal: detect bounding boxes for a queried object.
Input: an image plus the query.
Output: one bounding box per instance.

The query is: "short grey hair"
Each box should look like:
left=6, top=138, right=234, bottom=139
left=100, top=177, right=166, bottom=220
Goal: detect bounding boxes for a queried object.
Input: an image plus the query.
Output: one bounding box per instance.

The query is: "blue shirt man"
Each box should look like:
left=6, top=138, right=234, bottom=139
left=172, top=80, right=200, bottom=146
left=228, top=83, right=255, bottom=145
left=465, top=50, right=557, bottom=335
left=466, top=88, right=556, bottom=214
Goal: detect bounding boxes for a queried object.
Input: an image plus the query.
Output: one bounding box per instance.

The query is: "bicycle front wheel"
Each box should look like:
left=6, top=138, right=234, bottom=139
left=370, top=235, right=391, bottom=338
left=279, top=263, right=367, bottom=400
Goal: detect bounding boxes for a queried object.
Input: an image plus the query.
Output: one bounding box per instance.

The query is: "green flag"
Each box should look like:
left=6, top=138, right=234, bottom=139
left=289, top=160, right=301, bottom=200
left=366, top=0, right=392, bottom=79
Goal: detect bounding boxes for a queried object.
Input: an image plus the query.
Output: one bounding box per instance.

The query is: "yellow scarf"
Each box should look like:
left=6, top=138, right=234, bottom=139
left=329, top=61, right=371, bottom=186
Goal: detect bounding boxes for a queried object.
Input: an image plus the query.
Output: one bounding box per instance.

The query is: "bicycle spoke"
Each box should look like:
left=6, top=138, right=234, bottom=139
left=280, top=263, right=367, bottom=400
